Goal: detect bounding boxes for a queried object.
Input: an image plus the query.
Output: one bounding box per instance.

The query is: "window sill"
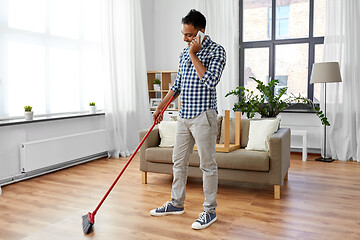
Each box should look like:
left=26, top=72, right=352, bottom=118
left=0, top=111, right=105, bottom=127
left=281, top=103, right=319, bottom=114
left=281, top=109, right=316, bottom=114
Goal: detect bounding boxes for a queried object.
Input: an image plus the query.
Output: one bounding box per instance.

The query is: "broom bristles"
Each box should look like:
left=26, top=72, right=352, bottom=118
left=82, top=212, right=94, bottom=234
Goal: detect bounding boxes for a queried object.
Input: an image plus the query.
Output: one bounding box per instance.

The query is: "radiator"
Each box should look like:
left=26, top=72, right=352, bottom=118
left=20, top=129, right=106, bottom=172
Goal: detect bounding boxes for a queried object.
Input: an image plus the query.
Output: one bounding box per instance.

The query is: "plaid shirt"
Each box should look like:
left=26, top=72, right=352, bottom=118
left=170, top=36, right=226, bottom=119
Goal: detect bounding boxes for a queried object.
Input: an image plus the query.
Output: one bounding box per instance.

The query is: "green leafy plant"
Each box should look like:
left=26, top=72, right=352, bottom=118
left=153, top=78, right=161, bottom=85
left=24, top=106, right=32, bottom=112
left=89, top=102, right=95, bottom=106
left=225, top=77, right=329, bottom=126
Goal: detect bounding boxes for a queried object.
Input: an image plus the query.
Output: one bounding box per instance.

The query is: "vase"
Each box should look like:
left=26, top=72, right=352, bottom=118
left=24, top=111, right=34, bottom=120
left=153, top=84, right=161, bottom=91
left=89, top=106, right=97, bottom=114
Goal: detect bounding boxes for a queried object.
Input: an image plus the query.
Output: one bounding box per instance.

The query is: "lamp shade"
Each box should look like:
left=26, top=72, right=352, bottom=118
left=310, top=62, right=342, bottom=83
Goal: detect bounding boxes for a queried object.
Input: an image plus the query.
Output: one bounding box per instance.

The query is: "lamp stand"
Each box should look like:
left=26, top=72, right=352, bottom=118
left=315, top=82, right=335, bottom=162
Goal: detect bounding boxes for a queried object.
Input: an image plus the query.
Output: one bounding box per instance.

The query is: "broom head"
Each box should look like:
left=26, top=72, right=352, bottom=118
left=82, top=212, right=94, bottom=234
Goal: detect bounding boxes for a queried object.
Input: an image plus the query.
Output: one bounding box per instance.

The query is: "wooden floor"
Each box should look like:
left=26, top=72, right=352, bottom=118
left=1, top=153, right=360, bottom=240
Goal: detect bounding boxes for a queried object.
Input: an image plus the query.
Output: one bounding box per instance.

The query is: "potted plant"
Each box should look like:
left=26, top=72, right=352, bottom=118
left=89, top=102, right=96, bottom=114
left=225, top=77, right=329, bottom=126
left=24, top=106, right=33, bottom=120
left=153, top=78, right=161, bottom=91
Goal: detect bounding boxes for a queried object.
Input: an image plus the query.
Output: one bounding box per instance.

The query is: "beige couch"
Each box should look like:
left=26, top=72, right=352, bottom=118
left=139, top=118, right=290, bottom=199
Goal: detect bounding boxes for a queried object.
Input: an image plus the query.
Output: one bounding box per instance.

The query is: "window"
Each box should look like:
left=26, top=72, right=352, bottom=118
left=268, top=6, right=290, bottom=39
left=274, top=75, right=288, bottom=95
left=241, top=0, right=326, bottom=103
left=0, top=0, right=103, bottom=118
left=244, top=48, right=269, bottom=95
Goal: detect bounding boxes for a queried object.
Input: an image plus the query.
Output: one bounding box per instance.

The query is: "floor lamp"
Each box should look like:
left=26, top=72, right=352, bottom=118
left=310, top=62, right=342, bottom=162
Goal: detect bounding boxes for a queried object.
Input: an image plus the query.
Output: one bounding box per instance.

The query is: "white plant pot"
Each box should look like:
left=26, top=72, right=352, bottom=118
left=24, top=111, right=34, bottom=120
left=153, top=84, right=161, bottom=91
left=89, top=106, right=97, bottom=114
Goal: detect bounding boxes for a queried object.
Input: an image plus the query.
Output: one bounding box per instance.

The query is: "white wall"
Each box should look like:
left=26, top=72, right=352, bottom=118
left=142, top=0, right=196, bottom=71
left=140, top=0, right=154, bottom=70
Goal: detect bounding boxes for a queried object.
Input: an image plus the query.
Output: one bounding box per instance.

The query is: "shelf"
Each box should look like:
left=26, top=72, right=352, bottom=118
left=147, top=70, right=176, bottom=74
left=147, top=70, right=180, bottom=111
left=148, top=90, right=169, bottom=92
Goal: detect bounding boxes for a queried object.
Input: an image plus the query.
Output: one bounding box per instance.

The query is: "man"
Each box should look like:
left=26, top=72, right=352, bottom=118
left=150, top=9, right=226, bottom=230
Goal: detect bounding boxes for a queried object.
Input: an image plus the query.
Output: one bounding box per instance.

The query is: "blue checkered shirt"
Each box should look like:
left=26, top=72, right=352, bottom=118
left=170, top=36, right=226, bottom=119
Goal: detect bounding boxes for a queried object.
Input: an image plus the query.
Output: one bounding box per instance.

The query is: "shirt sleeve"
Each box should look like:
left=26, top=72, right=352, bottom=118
left=170, top=51, right=185, bottom=94
left=200, top=45, right=226, bottom=90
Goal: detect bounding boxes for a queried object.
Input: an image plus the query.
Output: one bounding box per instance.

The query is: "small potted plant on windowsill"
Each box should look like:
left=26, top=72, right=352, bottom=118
left=89, top=102, right=96, bottom=114
left=24, top=106, right=33, bottom=120
left=153, top=78, right=161, bottom=91
left=225, top=77, right=329, bottom=126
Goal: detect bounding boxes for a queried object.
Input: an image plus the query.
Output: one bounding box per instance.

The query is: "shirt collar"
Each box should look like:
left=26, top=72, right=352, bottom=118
left=201, top=35, right=211, bottom=48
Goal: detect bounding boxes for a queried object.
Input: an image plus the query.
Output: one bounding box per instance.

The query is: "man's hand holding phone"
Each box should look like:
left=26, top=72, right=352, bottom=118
left=190, top=30, right=205, bottom=55
left=195, top=30, right=205, bottom=43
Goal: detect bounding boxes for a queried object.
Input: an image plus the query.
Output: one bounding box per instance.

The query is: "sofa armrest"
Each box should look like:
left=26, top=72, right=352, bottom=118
left=139, top=127, right=160, bottom=172
left=268, top=128, right=291, bottom=185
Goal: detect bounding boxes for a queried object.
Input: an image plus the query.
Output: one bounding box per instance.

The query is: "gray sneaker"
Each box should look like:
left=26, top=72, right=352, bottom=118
left=150, top=201, right=184, bottom=216
left=191, top=211, right=217, bottom=230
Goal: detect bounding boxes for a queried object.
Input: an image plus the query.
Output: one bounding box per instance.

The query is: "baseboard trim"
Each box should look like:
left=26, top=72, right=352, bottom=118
left=0, top=152, right=107, bottom=187
left=291, top=147, right=320, bottom=154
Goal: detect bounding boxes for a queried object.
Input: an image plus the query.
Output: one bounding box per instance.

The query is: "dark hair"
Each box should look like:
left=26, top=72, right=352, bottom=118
left=181, top=9, right=206, bottom=30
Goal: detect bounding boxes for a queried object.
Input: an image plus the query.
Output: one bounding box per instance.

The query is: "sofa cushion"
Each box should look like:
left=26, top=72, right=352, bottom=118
left=189, top=149, right=269, bottom=171
left=146, top=147, right=174, bottom=164
left=158, top=121, right=177, bottom=147
left=246, top=117, right=281, bottom=151
left=146, top=147, right=269, bottom=172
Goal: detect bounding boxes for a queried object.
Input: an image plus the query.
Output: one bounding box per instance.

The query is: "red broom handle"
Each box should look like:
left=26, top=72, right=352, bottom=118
left=91, top=91, right=178, bottom=217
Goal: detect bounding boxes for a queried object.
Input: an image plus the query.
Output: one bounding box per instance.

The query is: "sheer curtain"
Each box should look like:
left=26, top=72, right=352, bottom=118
left=323, top=0, right=360, bottom=161
left=195, top=0, right=239, bottom=116
left=102, top=0, right=152, bottom=157
left=0, top=0, right=103, bottom=118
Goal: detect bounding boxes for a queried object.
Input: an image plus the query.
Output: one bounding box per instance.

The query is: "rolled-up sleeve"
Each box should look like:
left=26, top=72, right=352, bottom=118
left=170, top=72, right=181, bottom=94
left=170, top=51, right=185, bottom=94
left=200, top=46, right=226, bottom=90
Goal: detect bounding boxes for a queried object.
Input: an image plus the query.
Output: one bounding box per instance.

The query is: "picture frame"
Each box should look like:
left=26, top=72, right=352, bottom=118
left=150, top=98, right=161, bottom=108
left=168, top=102, right=176, bottom=110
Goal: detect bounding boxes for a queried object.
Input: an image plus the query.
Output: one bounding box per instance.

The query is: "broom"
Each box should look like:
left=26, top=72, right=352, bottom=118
left=82, top=90, right=178, bottom=234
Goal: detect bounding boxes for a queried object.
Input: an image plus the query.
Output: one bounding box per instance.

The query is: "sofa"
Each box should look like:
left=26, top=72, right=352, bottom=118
left=139, top=118, right=290, bottom=199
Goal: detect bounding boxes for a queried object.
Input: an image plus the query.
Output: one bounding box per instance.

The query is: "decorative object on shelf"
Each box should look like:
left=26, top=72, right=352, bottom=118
left=147, top=71, right=179, bottom=110
left=153, top=78, right=161, bottom=91
left=89, top=102, right=96, bottom=114
left=310, top=62, right=342, bottom=163
left=225, top=77, right=329, bottom=126
left=150, top=98, right=161, bottom=108
left=168, top=102, right=176, bottom=110
left=24, top=106, right=33, bottom=120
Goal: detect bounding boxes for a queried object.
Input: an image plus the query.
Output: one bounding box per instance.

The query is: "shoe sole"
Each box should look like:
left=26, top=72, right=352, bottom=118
left=191, top=216, right=217, bottom=230
left=150, top=210, right=184, bottom=216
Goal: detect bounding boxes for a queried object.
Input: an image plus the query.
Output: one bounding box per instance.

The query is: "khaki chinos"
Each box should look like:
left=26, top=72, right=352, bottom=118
left=171, top=109, right=218, bottom=213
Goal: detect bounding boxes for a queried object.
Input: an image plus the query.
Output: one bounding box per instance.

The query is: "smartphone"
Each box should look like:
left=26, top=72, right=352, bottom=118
left=196, top=31, right=205, bottom=43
